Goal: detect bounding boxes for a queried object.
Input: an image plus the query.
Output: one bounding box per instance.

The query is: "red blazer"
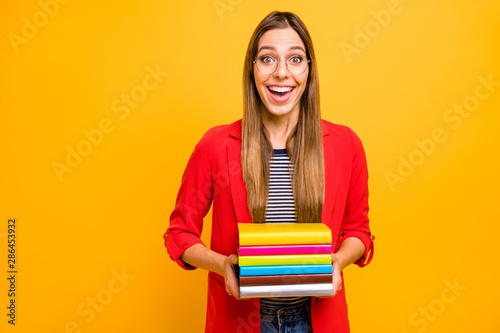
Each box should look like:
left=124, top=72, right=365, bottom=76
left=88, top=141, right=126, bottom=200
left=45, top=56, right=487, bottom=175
left=164, top=119, right=375, bottom=333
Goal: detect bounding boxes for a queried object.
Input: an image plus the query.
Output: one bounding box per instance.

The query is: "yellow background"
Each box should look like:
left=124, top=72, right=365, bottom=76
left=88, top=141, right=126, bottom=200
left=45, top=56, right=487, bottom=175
left=1, top=0, right=499, bottom=332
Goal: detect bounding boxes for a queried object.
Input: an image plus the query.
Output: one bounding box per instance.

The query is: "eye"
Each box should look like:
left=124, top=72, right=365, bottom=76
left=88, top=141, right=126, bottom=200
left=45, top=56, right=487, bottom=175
left=260, top=56, right=275, bottom=64
left=289, top=56, right=304, bottom=64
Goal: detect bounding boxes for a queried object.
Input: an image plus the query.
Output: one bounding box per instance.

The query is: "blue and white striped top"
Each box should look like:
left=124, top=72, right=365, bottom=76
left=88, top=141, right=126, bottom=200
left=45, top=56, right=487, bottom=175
left=260, top=148, right=310, bottom=309
left=265, top=149, right=296, bottom=223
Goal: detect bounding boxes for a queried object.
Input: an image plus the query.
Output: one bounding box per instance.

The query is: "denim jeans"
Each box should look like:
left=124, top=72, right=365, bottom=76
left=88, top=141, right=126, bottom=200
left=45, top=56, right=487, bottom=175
left=260, top=301, right=313, bottom=333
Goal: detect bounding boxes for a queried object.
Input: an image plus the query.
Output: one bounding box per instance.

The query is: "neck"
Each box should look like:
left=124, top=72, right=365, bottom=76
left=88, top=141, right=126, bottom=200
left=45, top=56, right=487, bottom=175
left=261, top=106, right=299, bottom=149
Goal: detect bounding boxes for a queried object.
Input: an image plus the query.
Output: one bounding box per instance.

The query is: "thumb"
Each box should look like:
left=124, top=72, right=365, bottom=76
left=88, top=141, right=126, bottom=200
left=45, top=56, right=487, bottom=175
left=229, top=254, right=238, bottom=265
left=331, top=253, right=337, bottom=264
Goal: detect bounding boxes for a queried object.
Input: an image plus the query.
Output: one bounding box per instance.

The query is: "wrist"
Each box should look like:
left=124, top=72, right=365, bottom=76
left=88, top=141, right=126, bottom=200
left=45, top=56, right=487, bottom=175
left=333, top=252, right=346, bottom=271
left=215, top=255, right=227, bottom=277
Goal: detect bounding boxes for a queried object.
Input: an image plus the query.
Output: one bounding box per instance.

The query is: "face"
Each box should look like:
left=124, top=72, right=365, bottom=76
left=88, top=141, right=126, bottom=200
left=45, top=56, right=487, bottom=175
left=253, top=28, right=309, bottom=121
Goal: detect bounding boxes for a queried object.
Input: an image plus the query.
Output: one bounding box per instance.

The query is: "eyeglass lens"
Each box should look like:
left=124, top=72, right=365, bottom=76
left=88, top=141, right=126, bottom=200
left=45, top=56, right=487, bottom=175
left=255, top=56, right=308, bottom=75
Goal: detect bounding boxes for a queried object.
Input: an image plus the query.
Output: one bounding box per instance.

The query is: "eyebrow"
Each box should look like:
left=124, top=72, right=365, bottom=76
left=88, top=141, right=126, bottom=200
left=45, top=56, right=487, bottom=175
left=257, top=45, right=306, bottom=54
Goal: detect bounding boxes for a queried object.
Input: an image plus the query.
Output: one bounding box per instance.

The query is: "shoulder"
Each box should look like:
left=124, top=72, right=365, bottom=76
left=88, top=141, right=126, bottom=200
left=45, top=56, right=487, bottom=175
left=321, top=119, right=364, bottom=148
left=321, top=119, right=368, bottom=171
left=195, top=119, right=241, bottom=151
left=209, top=119, right=241, bottom=139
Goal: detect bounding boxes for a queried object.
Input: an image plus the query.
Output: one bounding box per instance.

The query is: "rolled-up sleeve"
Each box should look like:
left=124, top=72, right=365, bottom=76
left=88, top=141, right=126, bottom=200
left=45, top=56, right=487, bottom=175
left=341, top=128, right=375, bottom=268
left=163, top=128, right=215, bottom=270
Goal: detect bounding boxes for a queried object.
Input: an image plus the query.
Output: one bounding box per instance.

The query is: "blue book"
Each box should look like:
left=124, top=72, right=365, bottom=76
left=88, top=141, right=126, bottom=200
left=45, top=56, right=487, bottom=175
left=239, top=264, right=332, bottom=276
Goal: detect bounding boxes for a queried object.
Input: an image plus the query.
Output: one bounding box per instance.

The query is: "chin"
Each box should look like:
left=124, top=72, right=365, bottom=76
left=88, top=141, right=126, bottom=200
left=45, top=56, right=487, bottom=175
left=262, top=105, right=296, bottom=119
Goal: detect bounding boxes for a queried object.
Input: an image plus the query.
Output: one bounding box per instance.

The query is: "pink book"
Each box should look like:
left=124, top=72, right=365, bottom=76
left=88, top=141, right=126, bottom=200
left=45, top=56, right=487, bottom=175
left=238, top=244, right=332, bottom=256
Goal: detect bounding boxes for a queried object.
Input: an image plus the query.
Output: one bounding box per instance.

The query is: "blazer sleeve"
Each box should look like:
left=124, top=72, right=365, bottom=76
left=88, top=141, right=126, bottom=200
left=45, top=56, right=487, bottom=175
left=341, top=128, right=375, bottom=267
left=163, top=128, right=215, bottom=270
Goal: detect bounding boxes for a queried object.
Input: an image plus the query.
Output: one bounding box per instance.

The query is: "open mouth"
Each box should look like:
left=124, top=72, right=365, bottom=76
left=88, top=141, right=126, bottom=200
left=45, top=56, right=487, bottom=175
left=267, top=86, right=294, bottom=95
left=267, top=86, right=295, bottom=102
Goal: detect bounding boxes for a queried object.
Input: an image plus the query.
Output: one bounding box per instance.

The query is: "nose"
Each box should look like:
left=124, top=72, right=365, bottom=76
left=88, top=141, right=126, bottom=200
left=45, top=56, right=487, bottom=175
left=273, top=60, right=289, bottom=79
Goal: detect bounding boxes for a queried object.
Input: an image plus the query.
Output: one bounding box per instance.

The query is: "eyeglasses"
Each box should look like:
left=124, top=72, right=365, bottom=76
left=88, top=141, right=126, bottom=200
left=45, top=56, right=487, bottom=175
left=253, top=55, right=310, bottom=75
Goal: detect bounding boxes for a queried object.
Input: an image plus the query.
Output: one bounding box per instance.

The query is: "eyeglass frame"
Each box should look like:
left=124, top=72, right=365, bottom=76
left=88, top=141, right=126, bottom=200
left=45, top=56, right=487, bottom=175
left=253, top=55, right=311, bottom=75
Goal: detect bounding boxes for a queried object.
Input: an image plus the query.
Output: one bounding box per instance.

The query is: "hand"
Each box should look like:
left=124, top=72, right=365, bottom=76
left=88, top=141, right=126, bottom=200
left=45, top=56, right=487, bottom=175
left=222, top=254, right=240, bottom=299
left=331, top=253, right=342, bottom=296
left=318, top=253, right=342, bottom=298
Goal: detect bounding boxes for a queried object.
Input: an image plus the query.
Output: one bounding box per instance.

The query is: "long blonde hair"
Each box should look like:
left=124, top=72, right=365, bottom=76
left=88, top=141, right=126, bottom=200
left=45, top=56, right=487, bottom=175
left=241, top=11, right=324, bottom=223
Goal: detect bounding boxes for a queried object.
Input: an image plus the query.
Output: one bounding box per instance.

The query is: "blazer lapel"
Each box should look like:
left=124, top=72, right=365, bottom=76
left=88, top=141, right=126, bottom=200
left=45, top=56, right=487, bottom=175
left=227, top=120, right=333, bottom=225
left=321, top=122, right=334, bottom=227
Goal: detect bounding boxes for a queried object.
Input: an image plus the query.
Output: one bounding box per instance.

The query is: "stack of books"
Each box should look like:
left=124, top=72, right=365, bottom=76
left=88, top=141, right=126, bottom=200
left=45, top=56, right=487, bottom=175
left=237, top=222, right=334, bottom=298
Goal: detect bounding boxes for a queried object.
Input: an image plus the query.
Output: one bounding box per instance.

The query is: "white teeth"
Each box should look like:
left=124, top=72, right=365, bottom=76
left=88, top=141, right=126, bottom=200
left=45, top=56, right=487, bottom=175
left=269, top=86, right=293, bottom=93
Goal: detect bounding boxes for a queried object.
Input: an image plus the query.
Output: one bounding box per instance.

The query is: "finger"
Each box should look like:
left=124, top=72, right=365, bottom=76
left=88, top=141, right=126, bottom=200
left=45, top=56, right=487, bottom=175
left=226, top=280, right=239, bottom=298
left=232, top=286, right=240, bottom=299
left=332, top=261, right=342, bottom=296
left=226, top=277, right=238, bottom=296
left=228, top=274, right=240, bottom=299
left=235, top=285, right=240, bottom=299
left=224, top=258, right=240, bottom=299
left=230, top=254, right=239, bottom=265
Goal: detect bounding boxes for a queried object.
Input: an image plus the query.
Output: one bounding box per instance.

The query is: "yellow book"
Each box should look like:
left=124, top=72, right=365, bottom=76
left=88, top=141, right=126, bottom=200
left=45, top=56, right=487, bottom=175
left=238, top=222, right=332, bottom=246
left=239, top=254, right=332, bottom=266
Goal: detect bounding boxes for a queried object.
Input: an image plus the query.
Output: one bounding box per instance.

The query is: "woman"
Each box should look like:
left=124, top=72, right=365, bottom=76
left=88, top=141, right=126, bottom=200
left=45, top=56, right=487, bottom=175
left=164, top=10, right=375, bottom=333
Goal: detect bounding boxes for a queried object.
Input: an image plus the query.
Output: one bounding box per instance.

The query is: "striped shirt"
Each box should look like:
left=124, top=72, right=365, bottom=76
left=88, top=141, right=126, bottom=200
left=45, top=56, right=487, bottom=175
left=265, top=149, right=296, bottom=223
left=260, top=148, right=310, bottom=309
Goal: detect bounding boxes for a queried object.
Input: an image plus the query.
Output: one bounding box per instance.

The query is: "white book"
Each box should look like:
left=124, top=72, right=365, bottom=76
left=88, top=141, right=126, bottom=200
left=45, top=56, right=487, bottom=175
left=240, top=283, right=334, bottom=298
